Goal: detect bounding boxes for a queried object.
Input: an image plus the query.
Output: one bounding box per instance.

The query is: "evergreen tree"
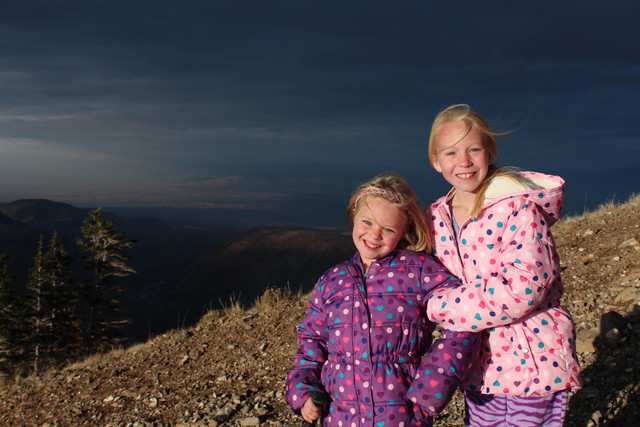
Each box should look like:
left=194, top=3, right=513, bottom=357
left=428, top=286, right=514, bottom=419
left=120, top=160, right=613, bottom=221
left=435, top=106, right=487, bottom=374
left=24, top=233, right=79, bottom=373
left=44, top=233, right=80, bottom=365
left=76, top=208, right=136, bottom=351
left=25, top=236, right=47, bottom=374
left=0, top=254, right=22, bottom=374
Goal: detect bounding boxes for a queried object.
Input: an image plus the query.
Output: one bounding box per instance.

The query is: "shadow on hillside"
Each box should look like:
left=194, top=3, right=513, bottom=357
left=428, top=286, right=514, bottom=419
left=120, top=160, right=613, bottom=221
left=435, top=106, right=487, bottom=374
left=566, top=307, right=640, bottom=426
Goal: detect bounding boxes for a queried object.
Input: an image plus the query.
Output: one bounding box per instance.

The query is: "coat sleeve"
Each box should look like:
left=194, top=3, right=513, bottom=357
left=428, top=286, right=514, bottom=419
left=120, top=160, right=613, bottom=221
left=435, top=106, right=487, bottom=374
left=285, top=278, right=330, bottom=413
left=420, top=256, right=462, bottom=297
left=427, top=197, right=561, bottom=332
left=407, top=328, right=480, bottom=416
left=407, top=258, right=481, bottom=416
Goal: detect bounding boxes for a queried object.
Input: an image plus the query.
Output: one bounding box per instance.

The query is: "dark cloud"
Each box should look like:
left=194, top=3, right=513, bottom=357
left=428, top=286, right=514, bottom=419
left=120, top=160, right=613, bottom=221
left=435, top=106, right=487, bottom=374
left=0, top=1, right=639, bottom=226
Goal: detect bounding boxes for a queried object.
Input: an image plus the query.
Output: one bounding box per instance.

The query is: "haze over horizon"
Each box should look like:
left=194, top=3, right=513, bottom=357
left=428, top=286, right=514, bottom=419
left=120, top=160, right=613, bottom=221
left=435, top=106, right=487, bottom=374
left=1, top=1, right=639, bottom=228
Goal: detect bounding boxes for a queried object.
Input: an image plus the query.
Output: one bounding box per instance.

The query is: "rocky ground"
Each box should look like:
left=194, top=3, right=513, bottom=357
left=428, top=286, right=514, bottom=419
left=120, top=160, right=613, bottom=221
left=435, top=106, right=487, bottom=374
left=0, top=195, right=638, bottom=427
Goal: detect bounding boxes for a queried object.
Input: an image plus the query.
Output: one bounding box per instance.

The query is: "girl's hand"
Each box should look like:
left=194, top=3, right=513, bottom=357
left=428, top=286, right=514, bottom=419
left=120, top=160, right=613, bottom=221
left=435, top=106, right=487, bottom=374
left=301, top=397, right=322, bottom=423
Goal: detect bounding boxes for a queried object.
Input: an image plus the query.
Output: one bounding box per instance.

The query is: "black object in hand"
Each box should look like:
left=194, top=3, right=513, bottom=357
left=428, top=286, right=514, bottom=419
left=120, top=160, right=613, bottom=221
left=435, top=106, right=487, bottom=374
left=302, top=391, right=329, bottom=427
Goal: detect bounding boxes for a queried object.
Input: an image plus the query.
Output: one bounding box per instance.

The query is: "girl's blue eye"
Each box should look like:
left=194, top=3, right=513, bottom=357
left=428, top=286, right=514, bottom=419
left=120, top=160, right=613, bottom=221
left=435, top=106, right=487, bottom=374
left=384, top=228, right=395, bottom=233
left=363, top=220, right=372, bottom=225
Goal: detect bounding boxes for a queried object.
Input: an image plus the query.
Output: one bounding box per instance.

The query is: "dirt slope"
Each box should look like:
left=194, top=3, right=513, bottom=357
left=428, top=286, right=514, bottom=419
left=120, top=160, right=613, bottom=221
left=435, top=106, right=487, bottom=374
left=1, top=196, right=638, bottom=427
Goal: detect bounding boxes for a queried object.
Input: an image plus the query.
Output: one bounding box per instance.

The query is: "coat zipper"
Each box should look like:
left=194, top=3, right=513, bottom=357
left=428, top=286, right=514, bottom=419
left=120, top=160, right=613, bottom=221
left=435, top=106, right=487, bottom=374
left=441, top=203, right=469, bottom=283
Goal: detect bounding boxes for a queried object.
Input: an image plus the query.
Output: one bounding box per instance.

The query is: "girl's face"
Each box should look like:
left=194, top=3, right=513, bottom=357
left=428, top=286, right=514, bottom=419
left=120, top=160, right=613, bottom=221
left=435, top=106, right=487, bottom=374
left=352, top=196, right=406, bottom=271
left=432, top=121, right=492, bottom=196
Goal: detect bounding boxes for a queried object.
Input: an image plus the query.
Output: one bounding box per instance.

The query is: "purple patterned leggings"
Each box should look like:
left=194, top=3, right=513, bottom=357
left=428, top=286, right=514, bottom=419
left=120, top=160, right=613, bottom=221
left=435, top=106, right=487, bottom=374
left=465, top=389, right=569, bottom=427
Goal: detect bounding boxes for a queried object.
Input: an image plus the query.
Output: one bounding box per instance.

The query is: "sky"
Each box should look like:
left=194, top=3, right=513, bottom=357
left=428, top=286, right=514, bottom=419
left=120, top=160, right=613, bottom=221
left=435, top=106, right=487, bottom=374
left=1, top=1, right=639, bottom=228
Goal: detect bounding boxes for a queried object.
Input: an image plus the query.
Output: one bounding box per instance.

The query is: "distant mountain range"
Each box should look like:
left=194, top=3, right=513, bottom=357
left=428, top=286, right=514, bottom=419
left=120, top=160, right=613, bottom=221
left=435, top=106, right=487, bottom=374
left=0, top=199, right=355, bottom=341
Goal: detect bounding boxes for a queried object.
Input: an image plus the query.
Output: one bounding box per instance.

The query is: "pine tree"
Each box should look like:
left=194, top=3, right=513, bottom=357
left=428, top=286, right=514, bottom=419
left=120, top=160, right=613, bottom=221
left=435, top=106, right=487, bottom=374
left=0, top=254, right=22, bottom=374
left=24, top=236, right=47, bottom=374
left=44, top=232, right=80, bottom=365
left=76, top=208, right=136, bottom=351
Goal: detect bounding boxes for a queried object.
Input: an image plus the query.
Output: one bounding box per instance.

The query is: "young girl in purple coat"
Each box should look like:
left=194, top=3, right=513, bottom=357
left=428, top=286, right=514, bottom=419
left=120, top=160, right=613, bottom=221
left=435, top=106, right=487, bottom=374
left=286, top=173, right=480, bottom=426
left=425, top=104, right=582, bottom=426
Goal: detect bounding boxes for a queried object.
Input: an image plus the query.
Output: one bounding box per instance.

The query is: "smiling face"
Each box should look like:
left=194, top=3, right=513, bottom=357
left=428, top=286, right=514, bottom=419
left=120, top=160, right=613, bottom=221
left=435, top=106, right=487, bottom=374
left=352, top=196, right=406, bottom=272
left=432, top=121, right=493, bottom=198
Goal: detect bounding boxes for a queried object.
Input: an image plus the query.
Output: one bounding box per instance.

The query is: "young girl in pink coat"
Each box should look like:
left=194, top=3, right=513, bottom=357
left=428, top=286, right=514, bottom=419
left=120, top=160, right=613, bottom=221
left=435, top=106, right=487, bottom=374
left=425, top=104, right=582, bottom=426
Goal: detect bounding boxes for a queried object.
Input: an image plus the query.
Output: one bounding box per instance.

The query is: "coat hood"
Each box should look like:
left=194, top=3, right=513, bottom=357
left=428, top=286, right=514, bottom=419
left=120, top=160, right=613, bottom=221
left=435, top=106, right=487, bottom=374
left=439, top=170, right=565, bottom=226
left=483, top=171, right=565, bottom=226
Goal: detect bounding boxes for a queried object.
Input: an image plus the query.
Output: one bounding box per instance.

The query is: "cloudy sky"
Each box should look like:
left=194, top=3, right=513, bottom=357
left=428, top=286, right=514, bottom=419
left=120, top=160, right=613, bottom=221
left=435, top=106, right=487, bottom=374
left=1, top=1, right=638, bottom=228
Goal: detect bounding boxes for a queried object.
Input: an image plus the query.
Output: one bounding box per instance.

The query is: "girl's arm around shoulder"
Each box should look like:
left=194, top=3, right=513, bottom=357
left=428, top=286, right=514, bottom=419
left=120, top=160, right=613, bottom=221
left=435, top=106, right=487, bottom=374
left=407, top=327, right=480, bottom=416
left=427, top=196, right=561, bottom=331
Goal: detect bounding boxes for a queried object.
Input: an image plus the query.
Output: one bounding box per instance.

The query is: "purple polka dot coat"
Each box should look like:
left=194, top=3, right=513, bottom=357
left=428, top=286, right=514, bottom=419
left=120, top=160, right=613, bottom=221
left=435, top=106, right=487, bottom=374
left=286, top=250, right=480, bottom=426
left=427, top=171, right=582, bottom=397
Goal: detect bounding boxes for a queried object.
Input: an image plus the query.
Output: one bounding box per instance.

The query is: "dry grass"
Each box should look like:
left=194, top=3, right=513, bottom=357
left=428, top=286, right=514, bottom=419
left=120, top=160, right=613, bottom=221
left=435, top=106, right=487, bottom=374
left=65, top=341, right=150, bottom=372
left=559, top=193, right=640, bottom=228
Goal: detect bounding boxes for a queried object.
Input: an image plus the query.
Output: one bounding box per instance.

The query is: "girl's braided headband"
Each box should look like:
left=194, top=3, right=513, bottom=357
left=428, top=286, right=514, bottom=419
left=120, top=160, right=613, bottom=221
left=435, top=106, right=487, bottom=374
left=354, top=189, right=401, bottom=211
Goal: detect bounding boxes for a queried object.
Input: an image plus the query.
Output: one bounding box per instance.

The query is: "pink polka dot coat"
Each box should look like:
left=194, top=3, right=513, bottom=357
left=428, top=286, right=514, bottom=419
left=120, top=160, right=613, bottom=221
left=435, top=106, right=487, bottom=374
left=427, top=171, right=582, bottom=397
left=286, top=250, right=480, bottom=426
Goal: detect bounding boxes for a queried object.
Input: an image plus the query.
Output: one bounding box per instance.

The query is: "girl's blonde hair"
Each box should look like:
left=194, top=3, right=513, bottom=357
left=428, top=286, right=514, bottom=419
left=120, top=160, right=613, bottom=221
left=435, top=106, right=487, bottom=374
left=347, top=173, right=432, bottom=253
left=428, top=104, right=524, bottom=218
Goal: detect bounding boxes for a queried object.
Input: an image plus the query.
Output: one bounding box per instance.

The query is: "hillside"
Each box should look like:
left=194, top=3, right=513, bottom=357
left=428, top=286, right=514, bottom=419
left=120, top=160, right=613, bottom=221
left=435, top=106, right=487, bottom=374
left=171, top=227, right=354, bottom=317
left=0, top=200, right=354, bottom=341
left=0, top=195, right=638, bottom=426
left=0, top=199, right=222, bottom=339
